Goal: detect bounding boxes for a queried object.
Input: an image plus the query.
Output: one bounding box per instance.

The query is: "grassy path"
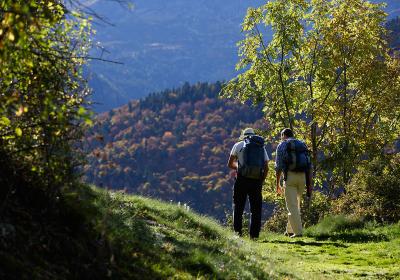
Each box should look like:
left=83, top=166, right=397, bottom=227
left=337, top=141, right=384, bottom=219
left=255, top=231, right=400, bottom=279
left=88, top=188, right=400, bottom=279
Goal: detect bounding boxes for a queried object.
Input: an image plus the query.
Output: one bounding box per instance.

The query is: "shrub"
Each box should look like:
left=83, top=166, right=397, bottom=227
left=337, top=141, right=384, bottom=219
left=263, top=206, right=287, bottom=233
left=304, top=215, right=365, bottom=237
left=333, top=154, right=400, bottom=223
left=301, top=190, right=332, bottom=227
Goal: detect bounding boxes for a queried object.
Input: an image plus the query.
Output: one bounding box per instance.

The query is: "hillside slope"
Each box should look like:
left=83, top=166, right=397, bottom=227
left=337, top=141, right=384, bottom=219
left=83, top=82, right=269, bottom=219
left=87, top=0, right=265, bottom=111
left=88, top=189, right=400, bottom=279
left=2, top=185, right=399, bottom=279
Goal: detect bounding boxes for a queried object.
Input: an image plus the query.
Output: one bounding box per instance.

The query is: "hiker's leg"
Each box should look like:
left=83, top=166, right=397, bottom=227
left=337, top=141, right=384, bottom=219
left=296, top=173, right=306, bottom=233
left=248, top=183, right=262, bottom=238
left=284, top=172, right=302, bottom=235
left=233, top=177, right=247, bottom=236
left=289, top=172, right=306, bottom=234
left=297, top=180, right=305, bottom=210
left=286, top=219, right=294, bottom=235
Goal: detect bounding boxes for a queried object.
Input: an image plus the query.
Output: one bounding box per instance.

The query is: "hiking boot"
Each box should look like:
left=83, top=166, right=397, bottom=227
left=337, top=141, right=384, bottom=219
left=284, top=231, right=293, bottom=237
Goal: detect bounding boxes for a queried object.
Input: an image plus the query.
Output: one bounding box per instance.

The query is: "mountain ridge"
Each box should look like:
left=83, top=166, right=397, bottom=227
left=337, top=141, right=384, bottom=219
left=88, top=0, right=400, bottom=112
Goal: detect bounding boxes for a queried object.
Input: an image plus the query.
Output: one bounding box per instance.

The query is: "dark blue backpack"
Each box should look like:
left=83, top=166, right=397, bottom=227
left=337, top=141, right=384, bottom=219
left=285, top=139, right=310, bottom=172
left=238, top=135, right=266, bottom=180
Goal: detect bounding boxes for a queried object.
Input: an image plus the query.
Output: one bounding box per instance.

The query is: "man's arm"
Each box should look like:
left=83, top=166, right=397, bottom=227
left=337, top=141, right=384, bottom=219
left=227, top=155, right=238, bottom=170
left=275, top=142, right=285, bottom=195
left=276, top=170, right=283, bottom=195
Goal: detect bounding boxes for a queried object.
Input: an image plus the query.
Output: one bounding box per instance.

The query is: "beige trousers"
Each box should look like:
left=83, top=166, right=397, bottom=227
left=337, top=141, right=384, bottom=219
left=284, top=171, right=306, bottom=235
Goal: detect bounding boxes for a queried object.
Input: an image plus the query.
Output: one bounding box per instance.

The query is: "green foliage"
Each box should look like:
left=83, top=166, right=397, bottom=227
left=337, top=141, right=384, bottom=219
left=263, top=189, right=332, bottom=232
left=223, top=0, right=400, bottom=193
left=263, top=205, right=287, bottom=233
left=304, top=215, right=365, bottom=237
left=83, top=82, right=268, bottom=219
left=0, top=0, right=92, bottom=198
left=301, top=190, right=332, bottom=226
left=0, top=4, right=94, bottom=277
left=333, top=154, right=400, bottom=223
left=303, top=215, right=400, bottom=243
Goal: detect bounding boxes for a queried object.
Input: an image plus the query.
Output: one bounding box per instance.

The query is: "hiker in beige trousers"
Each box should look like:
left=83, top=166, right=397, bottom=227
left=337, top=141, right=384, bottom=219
left=275, top=128, right=312, bottom=238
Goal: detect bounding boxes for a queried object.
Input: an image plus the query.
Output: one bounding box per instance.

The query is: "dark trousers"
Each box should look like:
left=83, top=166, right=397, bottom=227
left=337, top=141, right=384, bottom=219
left=233, top=175, right=262, bottom=238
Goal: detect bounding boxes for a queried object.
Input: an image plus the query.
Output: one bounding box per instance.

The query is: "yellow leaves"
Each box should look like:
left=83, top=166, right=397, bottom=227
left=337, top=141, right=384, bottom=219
left=78, top=106, right=94, bottom=126
left=1, top=13, right=14, bottom=27
left=78, top=106, right=86, bottom=116
left=0, top=116, right=11, bottom=126
left=15, top=127, right=22, bottom=137
left=85, top=119, right=93, bottom=126
left=15, top=106, right=28, bottom=117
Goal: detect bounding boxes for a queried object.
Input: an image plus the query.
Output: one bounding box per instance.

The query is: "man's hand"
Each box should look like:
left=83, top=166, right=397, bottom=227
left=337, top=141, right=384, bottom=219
left=227, top=155, right=238, bottom=170
left=276, top=170, right=283, bottom=196
left=276, top=183, right=283, bottom=196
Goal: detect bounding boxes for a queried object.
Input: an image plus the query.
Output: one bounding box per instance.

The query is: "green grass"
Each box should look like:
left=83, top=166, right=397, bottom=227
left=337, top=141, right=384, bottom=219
left=84, top=187, right=400, bottom=279
left=4, top=185, right=398, bottom=279
left=89, top=188, right=275, bottom=279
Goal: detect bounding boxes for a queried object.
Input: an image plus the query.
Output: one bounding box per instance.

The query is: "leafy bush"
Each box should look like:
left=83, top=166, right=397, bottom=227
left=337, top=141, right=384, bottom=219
left=333, top=154, right=400, bottom=223
left=304, top=215, right=365, bottom=237
left=0, top=1, right=91, bottom=204
left=303, top=215, right=399, bottom=242
left=301, top=190, right=332, bottom=227
left=263, top=205, right=287, bottom=233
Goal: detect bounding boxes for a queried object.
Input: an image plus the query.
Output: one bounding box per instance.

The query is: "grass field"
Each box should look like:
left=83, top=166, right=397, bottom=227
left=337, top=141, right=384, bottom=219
left=89, top=188, right=400, bottom=279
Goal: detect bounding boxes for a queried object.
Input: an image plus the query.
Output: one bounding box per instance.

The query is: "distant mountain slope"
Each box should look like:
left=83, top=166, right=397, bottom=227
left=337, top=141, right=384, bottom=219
left=387, top=17, right=400, bottom=49
left=87, top=0, right=265, bottom=111
left=87, top=0, right=400, bottom=112
left=83, top=82, right=268, bottom=219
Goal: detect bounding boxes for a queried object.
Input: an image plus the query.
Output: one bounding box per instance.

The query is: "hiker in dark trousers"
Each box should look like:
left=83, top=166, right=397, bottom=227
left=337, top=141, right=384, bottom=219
left=275, top=128, right=312, bottom=238
left=228, top=128, right=269, bottom=239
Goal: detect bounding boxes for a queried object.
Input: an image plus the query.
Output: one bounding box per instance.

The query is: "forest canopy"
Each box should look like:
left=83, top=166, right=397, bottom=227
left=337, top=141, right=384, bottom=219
left=83, top=82, right=269, bottom=219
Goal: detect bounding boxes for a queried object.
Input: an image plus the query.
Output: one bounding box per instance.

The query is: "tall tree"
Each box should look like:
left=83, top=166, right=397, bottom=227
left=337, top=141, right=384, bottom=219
left=0, top=0, right=92, bottom=199
left=222, top=0, right=400, bottom=193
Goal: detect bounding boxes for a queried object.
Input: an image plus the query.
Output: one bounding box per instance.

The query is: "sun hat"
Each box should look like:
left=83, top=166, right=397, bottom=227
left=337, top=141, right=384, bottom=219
left=240, top=127, right=255, bottom=140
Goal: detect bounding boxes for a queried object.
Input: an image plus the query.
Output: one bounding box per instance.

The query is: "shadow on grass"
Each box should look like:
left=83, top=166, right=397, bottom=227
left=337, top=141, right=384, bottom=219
left=160, top=228, right=270, bottom=279
left=262, top=239, right=348, bottom=248
left=311, top=232, right=389, bottom=243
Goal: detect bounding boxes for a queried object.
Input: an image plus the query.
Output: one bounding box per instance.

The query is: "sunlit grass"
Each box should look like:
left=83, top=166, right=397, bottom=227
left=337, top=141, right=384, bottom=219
left=85, top=186, right=400, bottom=279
